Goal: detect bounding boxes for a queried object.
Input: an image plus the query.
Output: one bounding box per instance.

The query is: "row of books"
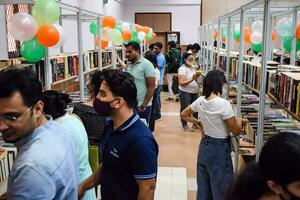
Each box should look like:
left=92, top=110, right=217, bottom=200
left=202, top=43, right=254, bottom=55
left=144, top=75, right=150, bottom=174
left=0, top=137, right=17, bottom=183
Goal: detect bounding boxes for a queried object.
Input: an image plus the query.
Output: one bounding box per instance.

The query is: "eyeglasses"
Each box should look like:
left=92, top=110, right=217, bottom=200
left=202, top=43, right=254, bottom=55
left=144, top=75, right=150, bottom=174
left=0, top=107, right=32, bottom=125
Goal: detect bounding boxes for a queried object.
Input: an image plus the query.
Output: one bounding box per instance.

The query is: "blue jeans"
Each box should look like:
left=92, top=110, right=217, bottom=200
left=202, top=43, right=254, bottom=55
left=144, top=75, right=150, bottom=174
left=156, top=85, right=162, bottom=119
left=178, top=90, right=198, bottom=127
left=137, top=106, right=152, bottom=125
left=197, top=135, right=233, bottom=200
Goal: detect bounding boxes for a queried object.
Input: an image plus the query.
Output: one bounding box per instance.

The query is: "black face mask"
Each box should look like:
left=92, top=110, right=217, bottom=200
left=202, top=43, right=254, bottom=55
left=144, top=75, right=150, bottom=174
left=93, top=98, right=117, bottom=117
left=279, top=188, right=300, bottom=200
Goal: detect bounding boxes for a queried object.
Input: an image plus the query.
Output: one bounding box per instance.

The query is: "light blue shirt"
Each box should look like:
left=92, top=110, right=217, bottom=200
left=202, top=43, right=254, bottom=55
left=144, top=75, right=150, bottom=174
left=8, top=117, right=78, bottom=200
left=157, top=52, right=166, bottom=85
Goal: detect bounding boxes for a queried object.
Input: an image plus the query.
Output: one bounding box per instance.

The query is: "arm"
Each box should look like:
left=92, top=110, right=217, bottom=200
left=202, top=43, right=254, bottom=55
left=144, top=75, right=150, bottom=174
left=78, top=164, right=102, bottom=199
left=178, top=74, right=199, bottom=87
left=180, top=106, right=201, bottom=125
left=136, top=178, right=156, bottom=200
left=224, top=117, right=247, bottom=136
left=117, top=57, right=127, bottom=68
left=140, top=76, right=156, bottom=109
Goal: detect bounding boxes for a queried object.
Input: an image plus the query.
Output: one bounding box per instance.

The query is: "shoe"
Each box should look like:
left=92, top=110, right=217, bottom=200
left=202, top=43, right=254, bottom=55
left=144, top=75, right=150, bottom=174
left=183, top=125, right=193, bottom=132
left=166, top=97, right=175, bottom=101
left=156, top=117, right=163, bottom=121
left=175, top=97, right=179, bottom=102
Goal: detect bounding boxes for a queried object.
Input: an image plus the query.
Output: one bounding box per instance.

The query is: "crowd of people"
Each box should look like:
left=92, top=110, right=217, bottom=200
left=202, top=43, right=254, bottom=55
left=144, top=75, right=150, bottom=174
left=0, top=41, right=299, bottom=200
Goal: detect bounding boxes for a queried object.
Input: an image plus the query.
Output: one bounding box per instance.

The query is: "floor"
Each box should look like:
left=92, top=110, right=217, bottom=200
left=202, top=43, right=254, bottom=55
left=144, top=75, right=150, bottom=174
left=153, top=93, right=202, bottom=200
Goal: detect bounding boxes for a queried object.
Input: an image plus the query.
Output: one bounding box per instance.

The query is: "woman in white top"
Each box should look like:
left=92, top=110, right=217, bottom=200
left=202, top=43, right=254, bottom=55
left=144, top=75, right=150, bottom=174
left=181, top=70, right=246, bottom=200
left=178, top=52, right=201, bottom=132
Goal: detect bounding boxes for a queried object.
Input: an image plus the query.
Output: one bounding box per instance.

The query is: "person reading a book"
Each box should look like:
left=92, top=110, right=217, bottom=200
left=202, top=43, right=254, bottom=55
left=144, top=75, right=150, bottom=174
left=78, top=69, right=158, bottom=200
left=0, top=68, right=77, bottom=199
left=41, top=90, right=96, bottom=200
left=180, top=69, right=246, bottom=200
left=225, top=132, right=300, bottom=200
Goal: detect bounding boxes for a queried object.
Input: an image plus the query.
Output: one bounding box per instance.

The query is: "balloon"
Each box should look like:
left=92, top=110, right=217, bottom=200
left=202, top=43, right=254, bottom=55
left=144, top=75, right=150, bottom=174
left=222, top=28, right=227, bottom=39
left=233, top=24, right=240, bottom=40
left=149, top=28, right=153, bottom=33
left=52, top=24, right=65, bottom=48
left=244, top=27, right=252, bottom=44
left=111, top=29, right=123, bottom=43
left=213, top=31, right=218, bottom=39
left=251, top=21, right=263, bottom=32
left=95, top=38, right=109, bottom=49
left=20, top=37, right=45, bottom=62
left=234, top=38, right=239, bottom=43
left=89, top=22, right=98, bottom=35
left=272, top=31, right=277, bottom=41
left=283, top=36, right=300, bottom=53
left=250, top=32, right=263, bottom=44
left=275, top=17, right=293, bottom=37
left=252, top=43, right=262, bottom=53
left=101, top=27, right=112, bottom=41
left=121, top=22, right=130, bottom=31
left=131, top=31, right=140, bottom=43
left=102, top=16, right=116, bottom=29
left=136, top=25, right=146, bottom=33
left=36, top=24, right=59, bottom=47
left=122, top=30, right=132, bottom=41
left=115, top=24, right=122, bottom=32
left=296, top=24, right=300, bottom=40
left=145, top=32, right=153, bottom=41
left=32, top=0, right=60, bottom=25
left=138, top=31, right=146, bottom=41
left=143, top=26, right=150, bottom=34
left=8, top=12, right=38, bottom=41
left=113, top=40, right=123, bottom=46
left=152, top=32, right=156, bottom=40
left=221, top=37, right=226, bottom=43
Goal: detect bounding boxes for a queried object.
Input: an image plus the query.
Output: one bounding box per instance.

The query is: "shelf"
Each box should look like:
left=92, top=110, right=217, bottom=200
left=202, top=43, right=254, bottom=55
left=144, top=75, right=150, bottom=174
left=52, top=75, right=78, bottom=85
left=243, top=83, right=260, bottom=94
left=83, top=68, right=98, bottom=75
left=102, top=65, right=113, bottom=70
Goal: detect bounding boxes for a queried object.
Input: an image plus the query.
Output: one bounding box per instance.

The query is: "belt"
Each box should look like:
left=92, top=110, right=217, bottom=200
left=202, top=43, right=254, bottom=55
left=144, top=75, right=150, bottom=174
left=203, top=134, right=230, bottom=143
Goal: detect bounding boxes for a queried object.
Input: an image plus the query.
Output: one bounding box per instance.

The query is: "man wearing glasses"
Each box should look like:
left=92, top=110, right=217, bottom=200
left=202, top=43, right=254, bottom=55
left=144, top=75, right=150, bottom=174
left=0, top=68, right=78, bottom=199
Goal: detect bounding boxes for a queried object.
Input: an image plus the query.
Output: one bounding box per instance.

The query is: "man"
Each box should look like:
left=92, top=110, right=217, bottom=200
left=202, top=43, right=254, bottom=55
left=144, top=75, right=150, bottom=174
left=153, top=42, right=166, bottom=120
left=165, top=40, right=181, bottom=101
left=0, top=68, right=77, bottom=199
left=78, top=69, right=158, bottom=200
left=124, top=41, right=156, bottom=123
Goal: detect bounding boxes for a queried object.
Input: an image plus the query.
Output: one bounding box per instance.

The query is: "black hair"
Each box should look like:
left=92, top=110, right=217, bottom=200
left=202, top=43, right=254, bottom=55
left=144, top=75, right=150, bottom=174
left=203, top=70, right=227, bottom=98
left=89, top=70, right=104, bottom=98
left=259, top=132, right=300, bottom=186
left=144, top=51, right=158, bottom=69
left=154, top=42, right=163, bottom=49
left=192, top=43, right=201, bottom=51
left=41, top=90, right=71, bottom=119
left=149, top=43, right=155, bottom=51
left=167, top=40, right=176, bottom=48
left=225, top=162, right=269, bottom=200
left=0, top=67, right=42, bottom=107
left=102, top=69, right=137, bottom=109
left=182, top=52, right=193, bottom=60
left=125, top=41, right=140, bottom=54
left=186, top=44, right=193, bottom=51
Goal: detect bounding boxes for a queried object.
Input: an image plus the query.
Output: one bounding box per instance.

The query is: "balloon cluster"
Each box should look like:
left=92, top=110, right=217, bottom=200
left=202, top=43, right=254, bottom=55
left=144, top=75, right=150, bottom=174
left=8, top=0, right=64, bottom=62
left=89, top=16, right=156, bottom=48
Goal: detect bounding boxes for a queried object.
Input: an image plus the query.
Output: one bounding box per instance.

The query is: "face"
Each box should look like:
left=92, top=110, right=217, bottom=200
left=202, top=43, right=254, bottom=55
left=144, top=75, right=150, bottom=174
left=0, top=92, right=43, bottom=143
left=153, top=45, right=161, bottom=54
left=192, top=49, right=199, bottom=55
left=267, top=180, right=300, bottom=200
left=125, top=46, right=140, bottom=62
left=185, top=55, right=194, bottom=66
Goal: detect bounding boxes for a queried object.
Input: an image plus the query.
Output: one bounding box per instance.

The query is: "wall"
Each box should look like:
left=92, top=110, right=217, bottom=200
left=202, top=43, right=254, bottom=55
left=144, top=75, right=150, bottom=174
left=123, top=1, right=201, bottom=45
left=0, top=6, right=8, bottom=59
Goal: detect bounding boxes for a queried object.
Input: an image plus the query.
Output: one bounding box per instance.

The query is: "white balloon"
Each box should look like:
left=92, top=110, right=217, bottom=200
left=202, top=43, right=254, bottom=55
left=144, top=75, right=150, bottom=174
left=275, top=17, right=293, bottom=37
left=250, top=32, right=263, bottom=44
left=8, top=12, right=38, bottom=41
left=234, top=24, right=240, bottom=32
left=149, top=28, right=153, bottom=33
left=101, top=27, right=112, bottom=41
left=251, top=21, right=263, bottom=32
left=113, top=40, right=123, bottom=46
left=121, top=22, right=130, bottom=31
left=137, top=31, right=146, bottom=41
left=52, top=24, right=65, bottom=48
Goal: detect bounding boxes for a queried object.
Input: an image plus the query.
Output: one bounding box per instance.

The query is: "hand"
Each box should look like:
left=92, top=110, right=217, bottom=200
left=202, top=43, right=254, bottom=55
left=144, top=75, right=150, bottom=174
left=138, top=105, right=146, bottom=112
left=242, top=117, right=248, bottom=126
left=78, top=185, right=85, bottom=200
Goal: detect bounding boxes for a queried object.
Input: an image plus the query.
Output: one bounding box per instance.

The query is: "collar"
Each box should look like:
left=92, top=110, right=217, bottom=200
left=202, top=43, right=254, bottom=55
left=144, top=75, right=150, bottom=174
left=16, top=115, right=52, bottom=148
left=108, top=113, right=139, bottom=133
left=131, top=56, right=143, bottom=65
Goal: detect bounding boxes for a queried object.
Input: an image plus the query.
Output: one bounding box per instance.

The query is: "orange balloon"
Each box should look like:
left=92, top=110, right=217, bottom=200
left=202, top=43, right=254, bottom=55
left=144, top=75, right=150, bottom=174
left=213, top=31, right=218, bottom=39
left=36, top=24, right=59, bottom=47
left=136, top=25, right=144, bottom=33
left=143, top=26, right=150, bottom=34
left=95, top=38, right=109, bottom=49
left=122, top=30, right=132, bottom=41
left=296, top=24, right=300, bottom=40
left=102, top=16, right=116, bottom=29
left=152, top=32, right=156, bottom=40
left=272, top=31, right=277, bottom=41
left=234, top=38, right=239, bottom=43
left=244, top=27, right=252, bottom=44
left=221, top=37, right=226, bottom=43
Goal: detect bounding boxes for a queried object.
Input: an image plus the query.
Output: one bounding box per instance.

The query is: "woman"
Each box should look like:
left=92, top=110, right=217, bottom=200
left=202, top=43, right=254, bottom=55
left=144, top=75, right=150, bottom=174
left=42, top=90, right=96, bottom=200
left=178, top=52, right=201, bottom=132
left=225, top=132, right=300, bottom=200
left=181, top=70, right=245, bottom=199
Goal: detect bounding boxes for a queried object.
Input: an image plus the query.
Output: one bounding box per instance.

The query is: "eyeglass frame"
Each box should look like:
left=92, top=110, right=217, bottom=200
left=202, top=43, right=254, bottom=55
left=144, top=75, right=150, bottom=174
left=0, top=106, right=33, bottom=125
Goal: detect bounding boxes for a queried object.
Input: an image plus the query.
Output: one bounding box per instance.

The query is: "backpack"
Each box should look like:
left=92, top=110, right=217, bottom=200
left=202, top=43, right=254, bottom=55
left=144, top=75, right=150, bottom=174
left=165, top=48, right=181, bottom=73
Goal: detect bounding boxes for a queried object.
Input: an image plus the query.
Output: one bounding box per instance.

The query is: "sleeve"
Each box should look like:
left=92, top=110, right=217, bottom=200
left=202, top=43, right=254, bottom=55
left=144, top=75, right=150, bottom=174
left=157, top=56, right=164, bottom=70
left=144, top=62, right=156, bottom=78
left=221, top=100, right=235, bottom=120
left=129, top=136, right=158, bottom=180
left=178, top=66, right=186, bottom=76
left=8, top=164, right=56, bottom=199
left=190, top=97, right=201, bottom=112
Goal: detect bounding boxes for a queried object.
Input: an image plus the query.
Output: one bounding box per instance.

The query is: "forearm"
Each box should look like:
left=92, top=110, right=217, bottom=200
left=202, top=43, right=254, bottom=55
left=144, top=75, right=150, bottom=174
left=137, top=187, right=155, bottom=200
left=179, top=78, right=195, bottom=87
left=142, top=87, right=155, bottom=106
left=182, top=116, right=199, bottom=124
left=80, top=165, right=102, bottom=191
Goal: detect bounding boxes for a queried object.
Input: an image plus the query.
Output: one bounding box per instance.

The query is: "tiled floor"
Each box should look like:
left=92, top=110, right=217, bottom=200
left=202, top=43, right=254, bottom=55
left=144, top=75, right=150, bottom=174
left=153, top=92, right=203, bottom=200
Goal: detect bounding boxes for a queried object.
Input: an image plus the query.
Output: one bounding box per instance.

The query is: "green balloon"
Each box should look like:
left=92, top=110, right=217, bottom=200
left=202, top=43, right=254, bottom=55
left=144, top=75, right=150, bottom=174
left=222, top=28, right=227, bottom=39
left=145, top=32, right=153, bottom=41
left=89, top=22, right=98, bottom=35
left=131, top=31, right=140, bottom=43
left=21, top=37, right=45, bottom=62
left=252, top=43, right=262, bottom=53
left=283, top=36, right=300, bottom=53
left=233, top=30, right=240, bottom=40
left=115, top=24, right=122, bottom=32
left=111, top=29, right=122, bottom=43
left=32, top=0, right=60, bottom=25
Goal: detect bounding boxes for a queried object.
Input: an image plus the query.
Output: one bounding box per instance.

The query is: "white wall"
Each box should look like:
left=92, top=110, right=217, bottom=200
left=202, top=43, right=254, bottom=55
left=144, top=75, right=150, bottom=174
left=0, top=6, right=8, bottom=60
left=123, top=1, right=201, bottom=45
